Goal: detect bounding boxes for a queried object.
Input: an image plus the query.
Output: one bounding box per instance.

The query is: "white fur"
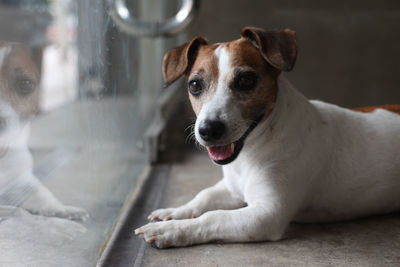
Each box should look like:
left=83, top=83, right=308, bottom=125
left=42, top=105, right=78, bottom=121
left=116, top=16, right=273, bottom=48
left=195, top=46, right=247, bottom=146
left=136, top=59, right=400, bottom=248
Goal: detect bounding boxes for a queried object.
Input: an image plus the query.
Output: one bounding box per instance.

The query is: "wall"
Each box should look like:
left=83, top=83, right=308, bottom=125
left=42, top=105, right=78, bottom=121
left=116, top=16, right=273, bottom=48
left=187, top=1, right=400, bottom=107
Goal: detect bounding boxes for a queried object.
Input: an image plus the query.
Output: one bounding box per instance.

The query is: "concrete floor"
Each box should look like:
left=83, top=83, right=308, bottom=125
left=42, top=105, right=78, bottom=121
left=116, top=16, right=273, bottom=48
left=135, top=151, right=400, bottom=267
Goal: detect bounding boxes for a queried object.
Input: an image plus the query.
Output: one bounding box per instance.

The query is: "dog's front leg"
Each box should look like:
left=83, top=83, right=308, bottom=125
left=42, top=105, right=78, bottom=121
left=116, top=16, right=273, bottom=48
left=148, top=180, right=245, bottom=221
left=136, top=203, right=288, bottom=248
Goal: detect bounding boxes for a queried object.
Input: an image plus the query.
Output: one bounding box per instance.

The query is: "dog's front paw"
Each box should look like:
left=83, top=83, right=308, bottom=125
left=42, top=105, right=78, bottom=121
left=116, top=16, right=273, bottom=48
left=148, top=207, right=198, bottom=222
left=135, top=220, right=195, bottom=248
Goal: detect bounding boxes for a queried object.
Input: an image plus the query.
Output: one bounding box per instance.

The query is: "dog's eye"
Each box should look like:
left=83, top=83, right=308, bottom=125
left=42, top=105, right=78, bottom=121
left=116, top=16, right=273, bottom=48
left=188, top=80, right=203, bottom=96
left=15, top=76, right=36, bottom=95
left=235, top=72, right=257, bottom=91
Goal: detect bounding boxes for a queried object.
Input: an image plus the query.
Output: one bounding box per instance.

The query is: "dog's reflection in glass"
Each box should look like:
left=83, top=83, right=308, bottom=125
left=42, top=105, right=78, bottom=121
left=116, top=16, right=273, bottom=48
left=0, top=42, right=88, bottom=221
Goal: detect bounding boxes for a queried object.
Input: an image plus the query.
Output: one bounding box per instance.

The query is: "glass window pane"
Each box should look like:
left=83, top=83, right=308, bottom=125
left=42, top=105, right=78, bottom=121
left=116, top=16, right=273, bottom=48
left=0, top=0, right=181, bottom=265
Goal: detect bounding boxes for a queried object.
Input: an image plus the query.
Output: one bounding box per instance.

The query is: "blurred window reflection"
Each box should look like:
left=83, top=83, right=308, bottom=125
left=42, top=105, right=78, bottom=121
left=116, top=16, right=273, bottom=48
left=0, top=0, right=169, bottom=265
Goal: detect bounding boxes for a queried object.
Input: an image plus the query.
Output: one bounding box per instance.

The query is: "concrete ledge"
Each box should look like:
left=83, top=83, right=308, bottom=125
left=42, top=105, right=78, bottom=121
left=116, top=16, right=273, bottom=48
left=106, top=151, right=400, bottom=266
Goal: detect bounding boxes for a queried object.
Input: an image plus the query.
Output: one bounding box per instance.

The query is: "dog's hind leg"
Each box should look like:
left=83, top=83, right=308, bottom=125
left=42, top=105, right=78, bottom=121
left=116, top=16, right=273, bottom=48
left=148, top=180, right=245, bottom=221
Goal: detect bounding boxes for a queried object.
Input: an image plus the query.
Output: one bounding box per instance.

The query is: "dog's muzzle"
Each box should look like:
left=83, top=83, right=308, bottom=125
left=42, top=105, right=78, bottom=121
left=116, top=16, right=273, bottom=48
left=206, top=113, right=265, bottom=165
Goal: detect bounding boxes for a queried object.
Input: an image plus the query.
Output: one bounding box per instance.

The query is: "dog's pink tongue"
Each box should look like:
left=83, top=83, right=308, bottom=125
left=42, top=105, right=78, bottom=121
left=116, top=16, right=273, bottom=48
left=207, top=144, right=233, bottom=161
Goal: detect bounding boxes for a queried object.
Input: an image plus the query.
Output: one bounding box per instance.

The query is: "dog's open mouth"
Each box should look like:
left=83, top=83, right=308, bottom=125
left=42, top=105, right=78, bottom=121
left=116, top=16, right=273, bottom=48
left=206, top=113, right=265, bottom=165
left=207, top=140, right=243, bottom=165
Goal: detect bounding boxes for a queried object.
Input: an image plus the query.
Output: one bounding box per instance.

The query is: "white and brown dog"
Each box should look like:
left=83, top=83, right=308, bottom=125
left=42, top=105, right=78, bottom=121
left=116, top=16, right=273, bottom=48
left=0, top=42, right=88, bottom=220
left=135, top=27, right=400, bottom=248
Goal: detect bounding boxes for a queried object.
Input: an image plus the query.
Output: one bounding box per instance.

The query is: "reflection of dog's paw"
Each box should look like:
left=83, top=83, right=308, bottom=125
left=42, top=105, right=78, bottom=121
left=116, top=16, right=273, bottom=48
left=148, top=207, right=198, bottom=222
left=20, top=186, right=90, bottom=221
left=55, top=205, right=90, bottom=221
left=26, top=205, right=89, bottom=221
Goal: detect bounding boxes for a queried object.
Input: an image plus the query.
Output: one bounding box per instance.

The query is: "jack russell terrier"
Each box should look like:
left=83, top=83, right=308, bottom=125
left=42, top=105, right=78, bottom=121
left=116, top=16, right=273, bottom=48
left=0, top=42, right=88, bottom=220
left=135, top=27, right=400, bottom=248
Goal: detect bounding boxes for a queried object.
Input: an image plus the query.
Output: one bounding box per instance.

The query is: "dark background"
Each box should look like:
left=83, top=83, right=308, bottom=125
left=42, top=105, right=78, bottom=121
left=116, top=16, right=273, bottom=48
left=187, top=1, right=400, bottom=108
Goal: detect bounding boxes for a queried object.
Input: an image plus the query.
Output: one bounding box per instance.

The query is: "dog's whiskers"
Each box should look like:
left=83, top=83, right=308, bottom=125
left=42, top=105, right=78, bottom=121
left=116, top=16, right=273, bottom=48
left=185, top=132, right=195, bottom=144
left=184, top=123, right=206, bottom=151
left=184, top=123, right=195, bottom=133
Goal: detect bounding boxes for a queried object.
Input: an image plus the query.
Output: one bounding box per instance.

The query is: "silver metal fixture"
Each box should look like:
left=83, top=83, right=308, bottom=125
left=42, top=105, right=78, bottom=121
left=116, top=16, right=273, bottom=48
left=109, top=0, right=200, bottom=37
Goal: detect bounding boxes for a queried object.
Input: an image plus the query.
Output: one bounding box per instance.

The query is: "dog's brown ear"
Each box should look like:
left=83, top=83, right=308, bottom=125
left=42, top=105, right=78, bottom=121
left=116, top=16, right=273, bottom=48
left=241, top=27, right=297, bottom=72
left=162, top=36, right=208, bottom=87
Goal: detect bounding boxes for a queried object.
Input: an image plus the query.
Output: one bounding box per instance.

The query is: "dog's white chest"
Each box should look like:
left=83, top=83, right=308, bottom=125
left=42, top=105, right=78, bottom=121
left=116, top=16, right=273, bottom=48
left=222, top=163, right=248, bottom=199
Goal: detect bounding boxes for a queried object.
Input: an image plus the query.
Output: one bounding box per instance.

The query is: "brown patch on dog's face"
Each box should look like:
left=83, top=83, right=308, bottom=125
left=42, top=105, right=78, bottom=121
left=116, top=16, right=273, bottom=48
left=163, top=27, right=296, bottom=131
left=0, top=42, right=40, bottom=118
left=187, top=44, right=219, bottom=115
left=163, top=28, right=297, bottom=163
left=224, top=38, right=280, bottom=123
left=187, top=38, right=280, bottom=124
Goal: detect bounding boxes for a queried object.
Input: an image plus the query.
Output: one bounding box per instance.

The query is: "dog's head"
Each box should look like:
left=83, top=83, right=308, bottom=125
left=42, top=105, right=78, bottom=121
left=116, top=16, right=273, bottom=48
left=0, top=42, right=40, bottom=119
left=0, top=42, right=40, bottom=156
left=163, top=27, right=297, bottom=165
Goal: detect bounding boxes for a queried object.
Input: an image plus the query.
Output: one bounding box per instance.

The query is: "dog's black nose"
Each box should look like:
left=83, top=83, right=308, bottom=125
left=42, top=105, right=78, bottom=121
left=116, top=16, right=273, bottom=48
left=199, top=120, right=226, bottom=142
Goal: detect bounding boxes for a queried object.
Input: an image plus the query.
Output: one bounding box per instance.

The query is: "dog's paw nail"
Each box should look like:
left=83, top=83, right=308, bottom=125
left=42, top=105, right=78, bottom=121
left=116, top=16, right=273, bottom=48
left=146, top=236, right=157, bottom=243
left=134, top=228, right=143, bottom=235
left=149, top=215, right=159, bottom=221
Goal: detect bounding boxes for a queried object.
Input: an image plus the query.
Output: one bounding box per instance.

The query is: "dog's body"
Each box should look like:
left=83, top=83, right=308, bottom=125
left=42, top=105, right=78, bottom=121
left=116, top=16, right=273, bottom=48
left=135, top=27, right=400, bottom=248
left=224, top=77, right=400, bottom=223
left=0, top=42, right=88, bottom=220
